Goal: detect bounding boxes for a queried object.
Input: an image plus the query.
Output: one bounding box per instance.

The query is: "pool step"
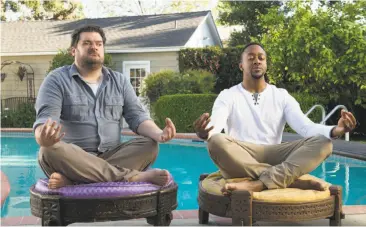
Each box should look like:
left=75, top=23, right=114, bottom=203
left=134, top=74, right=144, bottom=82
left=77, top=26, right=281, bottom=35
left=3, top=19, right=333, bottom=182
left=0, top=156, right=37, bottom=166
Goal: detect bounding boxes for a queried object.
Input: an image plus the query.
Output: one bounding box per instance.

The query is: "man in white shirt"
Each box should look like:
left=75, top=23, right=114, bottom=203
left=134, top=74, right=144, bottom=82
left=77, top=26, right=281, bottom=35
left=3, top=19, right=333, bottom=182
left=194, top=43, right=357, bottom=194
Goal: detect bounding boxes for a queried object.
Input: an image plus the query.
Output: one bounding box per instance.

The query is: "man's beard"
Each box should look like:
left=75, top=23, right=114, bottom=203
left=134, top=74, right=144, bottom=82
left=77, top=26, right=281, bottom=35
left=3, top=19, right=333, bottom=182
left=251, top=72, right=264, bottom=80
left=81, top=54, right=104, bottom=70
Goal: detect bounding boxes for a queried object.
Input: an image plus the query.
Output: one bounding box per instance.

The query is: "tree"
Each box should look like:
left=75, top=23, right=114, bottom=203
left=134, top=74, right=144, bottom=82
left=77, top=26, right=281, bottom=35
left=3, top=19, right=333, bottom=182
left=259, top=0, right=366, bottom=109
left=217, top=1, right=282, bottom=46
left=83, top=0, right=167, bottom=17
left=83, top=0, right=214, bottom=18
left=1, top=0, right=84, bottom=21
left=162, top=0, right=212, bottom=14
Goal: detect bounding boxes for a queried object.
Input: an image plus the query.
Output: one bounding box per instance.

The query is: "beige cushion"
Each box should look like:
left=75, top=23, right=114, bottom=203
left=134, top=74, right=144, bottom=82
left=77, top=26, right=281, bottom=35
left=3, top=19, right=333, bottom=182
left=201, top=171, right=331, bottom=203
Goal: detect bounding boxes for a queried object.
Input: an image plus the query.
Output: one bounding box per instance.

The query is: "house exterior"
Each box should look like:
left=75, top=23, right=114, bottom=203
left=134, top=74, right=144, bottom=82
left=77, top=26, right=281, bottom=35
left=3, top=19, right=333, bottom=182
left=0, top=11, right=222, bottom=101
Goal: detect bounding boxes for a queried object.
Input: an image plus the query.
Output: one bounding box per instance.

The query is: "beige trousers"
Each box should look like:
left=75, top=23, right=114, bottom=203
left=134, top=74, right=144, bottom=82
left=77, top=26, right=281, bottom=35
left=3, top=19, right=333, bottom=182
left=38, top=137, right=158, bottom=183
left=207, top=134, right=333, bottom=189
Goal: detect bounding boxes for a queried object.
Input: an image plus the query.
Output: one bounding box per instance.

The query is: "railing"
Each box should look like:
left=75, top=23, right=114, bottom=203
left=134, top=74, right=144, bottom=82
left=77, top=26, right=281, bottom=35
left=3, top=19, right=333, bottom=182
left=306, top=104, right=350, bottom=141
left=305, top=104, right=326, bottom=124
left=1, top=97, right=36, bottom=112
left=320, top=105, right=349, bottom=141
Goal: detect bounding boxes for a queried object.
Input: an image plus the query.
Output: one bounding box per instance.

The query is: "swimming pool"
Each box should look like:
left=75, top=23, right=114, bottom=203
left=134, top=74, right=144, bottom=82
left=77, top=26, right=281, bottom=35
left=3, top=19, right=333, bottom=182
left=1, top=133, right=366, bottom=218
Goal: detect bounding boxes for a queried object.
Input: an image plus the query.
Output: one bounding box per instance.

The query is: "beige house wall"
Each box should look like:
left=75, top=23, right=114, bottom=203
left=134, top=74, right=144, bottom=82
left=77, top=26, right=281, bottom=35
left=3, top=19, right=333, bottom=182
left=110, top=51, right=179, bottom=73
left=1, top=51, right=179, bottom=99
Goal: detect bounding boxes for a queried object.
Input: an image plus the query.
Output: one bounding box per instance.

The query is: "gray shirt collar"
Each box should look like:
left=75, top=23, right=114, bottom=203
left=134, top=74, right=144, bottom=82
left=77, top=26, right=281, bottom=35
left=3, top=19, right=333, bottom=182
left=69, top=63, right=111, bottom=81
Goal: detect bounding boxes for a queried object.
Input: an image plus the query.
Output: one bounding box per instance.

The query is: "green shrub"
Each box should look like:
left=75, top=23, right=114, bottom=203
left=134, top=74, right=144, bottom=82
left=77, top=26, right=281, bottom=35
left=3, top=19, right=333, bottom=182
left=179, top=47, right=242, bottom=93
left=48, top=49, right=113, bottom=72
left=141, top=69, right=215, bottom=103
left=153, top=94, right=217, bottom=132
left=140, top=70, right=178, bottom=103
left=1, top=102, right=36, bottom=128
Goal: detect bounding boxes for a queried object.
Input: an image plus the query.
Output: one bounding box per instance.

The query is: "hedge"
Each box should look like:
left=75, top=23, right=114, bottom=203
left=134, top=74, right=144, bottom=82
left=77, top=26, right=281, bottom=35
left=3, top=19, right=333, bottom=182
left=153, top=94, right=218, bottom=132
left=1, top=102, right=36, bottom=128
left=153, top=93, right=325, bottom=133
left=140, top=69, right=215, bottom=104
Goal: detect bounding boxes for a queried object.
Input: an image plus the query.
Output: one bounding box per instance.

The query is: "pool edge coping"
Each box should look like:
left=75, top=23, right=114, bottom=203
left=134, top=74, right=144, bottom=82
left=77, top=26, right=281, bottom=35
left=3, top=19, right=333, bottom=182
left=2, top=128, right=366, bottom=161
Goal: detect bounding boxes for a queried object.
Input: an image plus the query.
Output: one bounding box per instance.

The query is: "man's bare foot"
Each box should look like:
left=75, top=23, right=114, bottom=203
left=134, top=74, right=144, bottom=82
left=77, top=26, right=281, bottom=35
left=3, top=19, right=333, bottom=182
left=129, top=169, right=170, bottom=186
left=48, top=172, right=72, bottom=189
left=289, top=178, right=325, bottom=191
left=221, top=180, right=265, bottom=195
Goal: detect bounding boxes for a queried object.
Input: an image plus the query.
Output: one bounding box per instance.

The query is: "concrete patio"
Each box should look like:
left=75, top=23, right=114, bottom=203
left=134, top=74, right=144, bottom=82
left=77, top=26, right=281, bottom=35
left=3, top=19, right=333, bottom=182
left=2, top=207, right=365, bottom=226
left=70, top=214, right=366, bottom=226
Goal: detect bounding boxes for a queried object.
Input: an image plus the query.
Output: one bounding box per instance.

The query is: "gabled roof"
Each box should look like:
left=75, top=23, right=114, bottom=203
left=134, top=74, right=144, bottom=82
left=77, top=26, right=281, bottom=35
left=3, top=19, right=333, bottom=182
left=1, top=11, right=215, bottom=55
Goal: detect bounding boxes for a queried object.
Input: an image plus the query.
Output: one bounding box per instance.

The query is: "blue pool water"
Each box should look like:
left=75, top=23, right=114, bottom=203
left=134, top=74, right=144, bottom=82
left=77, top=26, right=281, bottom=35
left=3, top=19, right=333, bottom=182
left=1, top=134, right=366, bottom=218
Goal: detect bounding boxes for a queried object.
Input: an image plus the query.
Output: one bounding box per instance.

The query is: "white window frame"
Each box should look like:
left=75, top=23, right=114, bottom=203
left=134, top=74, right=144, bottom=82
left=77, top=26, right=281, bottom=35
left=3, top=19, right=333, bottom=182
left=122, top=61, right=151, bottom=80
left=122, top=61, right=151, bottom=97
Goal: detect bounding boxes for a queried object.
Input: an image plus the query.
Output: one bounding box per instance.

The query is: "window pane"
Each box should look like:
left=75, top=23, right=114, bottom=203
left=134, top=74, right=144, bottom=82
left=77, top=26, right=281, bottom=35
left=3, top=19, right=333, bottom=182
left=130, top=69, right=135, bottom=78
left=127, top=66, right=149, bottom=96
left=136, top=77, right=141, bottom=88
left=130, top=78, right=136, bottom=87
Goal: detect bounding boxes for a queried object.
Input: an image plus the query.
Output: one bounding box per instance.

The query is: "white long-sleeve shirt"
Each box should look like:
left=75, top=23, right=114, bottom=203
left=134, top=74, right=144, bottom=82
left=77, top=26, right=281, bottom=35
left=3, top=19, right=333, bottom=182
left=207, top=83, right=334, bottom=144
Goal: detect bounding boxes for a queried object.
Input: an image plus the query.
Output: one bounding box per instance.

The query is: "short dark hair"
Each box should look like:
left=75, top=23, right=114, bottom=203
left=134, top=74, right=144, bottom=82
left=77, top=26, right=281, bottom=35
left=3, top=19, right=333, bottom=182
left=243, top=42, right=265, bottom=53
left=70, top=25, right=106, bottom=48
left=241, top=42, right=266, bottom=62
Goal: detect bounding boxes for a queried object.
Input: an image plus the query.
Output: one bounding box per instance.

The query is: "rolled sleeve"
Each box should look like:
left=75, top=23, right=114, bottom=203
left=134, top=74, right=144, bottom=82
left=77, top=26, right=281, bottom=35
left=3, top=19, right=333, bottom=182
left=33, top=74, right=63, bottom=131
left=121, top=75, right=151, bottom=133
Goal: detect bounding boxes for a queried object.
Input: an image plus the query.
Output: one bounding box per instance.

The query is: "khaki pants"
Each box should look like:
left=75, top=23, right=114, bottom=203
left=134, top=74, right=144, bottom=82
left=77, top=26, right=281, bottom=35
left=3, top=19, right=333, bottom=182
left=207, top=134, right=333, bottom=189
left=38, top=137, right=158, bottom=183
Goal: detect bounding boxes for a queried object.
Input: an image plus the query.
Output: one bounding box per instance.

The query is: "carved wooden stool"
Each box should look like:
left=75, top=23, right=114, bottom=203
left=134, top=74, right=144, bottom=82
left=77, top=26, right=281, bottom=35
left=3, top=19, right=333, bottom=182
left=198, top=172, right=345, bottom=226
left=30, top=174, right=178, bottom=226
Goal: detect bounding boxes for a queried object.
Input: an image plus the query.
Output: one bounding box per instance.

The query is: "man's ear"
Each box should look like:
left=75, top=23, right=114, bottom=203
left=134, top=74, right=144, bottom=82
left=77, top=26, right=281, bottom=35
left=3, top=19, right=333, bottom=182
left=70, top=46, right=76, bottom=57
left=239, top=62, right=243, bottom=71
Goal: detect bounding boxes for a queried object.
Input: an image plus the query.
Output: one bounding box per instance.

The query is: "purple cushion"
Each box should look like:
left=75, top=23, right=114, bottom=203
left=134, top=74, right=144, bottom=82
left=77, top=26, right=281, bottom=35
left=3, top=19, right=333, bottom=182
left=33, top=172, right=174, bottom=198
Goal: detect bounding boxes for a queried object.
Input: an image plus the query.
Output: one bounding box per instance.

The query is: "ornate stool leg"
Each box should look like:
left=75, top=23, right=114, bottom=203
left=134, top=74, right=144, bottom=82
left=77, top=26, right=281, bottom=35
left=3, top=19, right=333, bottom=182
left=42, top=199, right=63, bottom=226
left=198, top=174, right=210, bottom=224
left=231, top=190, right=253, bottom=226
left=329, top=185, right=344, bottom=226
left=149, top=189, right=176, bottom=226
left=199, top=207, right=209, bottom=224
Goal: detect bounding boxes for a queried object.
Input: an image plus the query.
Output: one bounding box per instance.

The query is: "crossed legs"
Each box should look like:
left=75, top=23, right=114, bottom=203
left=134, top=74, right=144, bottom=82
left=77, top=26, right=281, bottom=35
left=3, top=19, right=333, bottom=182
left=38, top=137, right=169, bottom=189
left=207, top=134, right=333, bottom=193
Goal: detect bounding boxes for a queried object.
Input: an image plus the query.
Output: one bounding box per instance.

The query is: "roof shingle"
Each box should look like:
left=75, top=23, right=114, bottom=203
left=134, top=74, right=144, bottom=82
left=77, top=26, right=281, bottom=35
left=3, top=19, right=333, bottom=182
left=1, top=11, right=209, bottom=54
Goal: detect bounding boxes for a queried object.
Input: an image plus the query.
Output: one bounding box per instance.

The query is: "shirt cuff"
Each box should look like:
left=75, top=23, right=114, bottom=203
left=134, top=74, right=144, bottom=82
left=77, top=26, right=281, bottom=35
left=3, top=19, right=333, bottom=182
left=32, top=117, right=60, bottom=132
left=129, top=115, right=151, bottom=134
left=328, top=126, right=339, bottom=139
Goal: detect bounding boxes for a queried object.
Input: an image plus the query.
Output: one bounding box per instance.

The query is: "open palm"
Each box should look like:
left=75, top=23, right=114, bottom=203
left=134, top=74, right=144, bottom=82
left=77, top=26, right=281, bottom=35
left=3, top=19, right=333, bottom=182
left=159, top=118, right=176, bottom=142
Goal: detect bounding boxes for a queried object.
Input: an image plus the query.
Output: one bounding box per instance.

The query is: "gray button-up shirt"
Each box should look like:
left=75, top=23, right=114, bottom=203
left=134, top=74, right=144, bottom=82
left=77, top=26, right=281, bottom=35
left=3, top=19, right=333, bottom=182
left=33, top=64, right=150, bottom=153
